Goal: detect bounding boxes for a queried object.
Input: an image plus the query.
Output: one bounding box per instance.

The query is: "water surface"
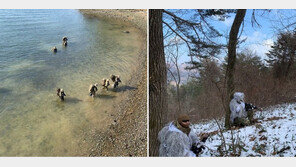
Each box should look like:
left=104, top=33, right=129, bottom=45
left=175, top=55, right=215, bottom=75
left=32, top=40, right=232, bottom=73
left=0, top=9, right=141, bottom=156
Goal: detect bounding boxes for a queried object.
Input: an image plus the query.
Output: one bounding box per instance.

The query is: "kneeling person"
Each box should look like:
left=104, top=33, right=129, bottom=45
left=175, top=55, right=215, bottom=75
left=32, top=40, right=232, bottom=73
left=158, top=114, right=208, bottom=157
left=245, top=102, right=258, bottom=124
left=230, top=92, right=257, bottom=127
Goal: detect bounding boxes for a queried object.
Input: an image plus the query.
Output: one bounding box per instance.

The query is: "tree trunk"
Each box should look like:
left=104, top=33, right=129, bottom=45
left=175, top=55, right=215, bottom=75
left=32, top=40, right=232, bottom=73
left=225, top=9, right=246, bottom=128
left=149, top=9, right=168, bottom=156
left=175, top=45, right=182, bottom=113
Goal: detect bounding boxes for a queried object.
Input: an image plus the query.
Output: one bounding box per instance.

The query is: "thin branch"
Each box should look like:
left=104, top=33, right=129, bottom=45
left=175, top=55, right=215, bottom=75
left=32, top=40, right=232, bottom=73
left=214, top=118, right=227, bottom=155
left=163, top=20, right=194, bottom=63
left=251, top=9, right=262, bottom=28
left=163, top=10, right=202, bottom=26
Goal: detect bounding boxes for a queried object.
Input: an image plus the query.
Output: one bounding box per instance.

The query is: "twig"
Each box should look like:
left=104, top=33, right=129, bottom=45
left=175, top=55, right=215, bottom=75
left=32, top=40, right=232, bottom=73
left=277, top=146, right=291, bottom=154
left=214, top=118, right=227, bottom=156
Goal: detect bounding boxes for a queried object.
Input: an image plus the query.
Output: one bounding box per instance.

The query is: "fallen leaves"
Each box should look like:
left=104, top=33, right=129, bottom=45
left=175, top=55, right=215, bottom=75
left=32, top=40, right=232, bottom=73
left=259, top=136, right=267, bottom=141
left=250, top=136, right=256, bottom=141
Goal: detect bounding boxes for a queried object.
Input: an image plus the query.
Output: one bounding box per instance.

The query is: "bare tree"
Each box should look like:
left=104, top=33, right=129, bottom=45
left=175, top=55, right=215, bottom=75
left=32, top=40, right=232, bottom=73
left=162, top=9, right=235, bottom=69
left=149, top=9, right=168, bottom=156
left=166, top=36, right=184, bottom=113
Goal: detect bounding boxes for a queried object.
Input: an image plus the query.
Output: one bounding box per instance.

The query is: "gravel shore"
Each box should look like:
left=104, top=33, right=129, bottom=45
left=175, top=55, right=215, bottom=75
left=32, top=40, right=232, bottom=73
left=79, top=9, right=147, bottom=157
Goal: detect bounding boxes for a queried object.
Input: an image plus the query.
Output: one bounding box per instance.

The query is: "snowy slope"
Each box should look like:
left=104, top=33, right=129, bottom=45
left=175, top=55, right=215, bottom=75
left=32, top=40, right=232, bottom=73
left=191, top=103, right=296, bottom=157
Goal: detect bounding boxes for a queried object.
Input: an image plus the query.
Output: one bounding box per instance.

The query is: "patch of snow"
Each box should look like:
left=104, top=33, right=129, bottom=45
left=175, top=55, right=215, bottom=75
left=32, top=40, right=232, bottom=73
left=191, top=103, right=296, bottom=157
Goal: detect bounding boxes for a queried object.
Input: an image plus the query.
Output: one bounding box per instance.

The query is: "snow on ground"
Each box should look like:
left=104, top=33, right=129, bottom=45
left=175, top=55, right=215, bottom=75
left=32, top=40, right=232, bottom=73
left=191, top=103, right=296, bottom=157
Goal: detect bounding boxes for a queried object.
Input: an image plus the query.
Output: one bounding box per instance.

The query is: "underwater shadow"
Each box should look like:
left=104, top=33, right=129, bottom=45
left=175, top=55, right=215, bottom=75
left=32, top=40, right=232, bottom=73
left=64, top=97, right=83, bottom=104
left=97, top=94, right=116, bottom=99
left=112, top=85, right=137, bottom=92
left=0, top=88, right=12, bottom=95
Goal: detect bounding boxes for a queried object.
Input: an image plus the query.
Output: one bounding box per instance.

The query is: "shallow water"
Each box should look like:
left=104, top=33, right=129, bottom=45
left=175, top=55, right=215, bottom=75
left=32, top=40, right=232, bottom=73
left=0, top=9, right=142, bottom=156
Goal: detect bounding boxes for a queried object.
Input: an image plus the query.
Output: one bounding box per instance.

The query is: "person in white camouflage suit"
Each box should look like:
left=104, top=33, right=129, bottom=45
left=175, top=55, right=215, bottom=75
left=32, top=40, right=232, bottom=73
left=230, top=92, right=255, bottom=126
left=158, top=114, right=208, bottom=157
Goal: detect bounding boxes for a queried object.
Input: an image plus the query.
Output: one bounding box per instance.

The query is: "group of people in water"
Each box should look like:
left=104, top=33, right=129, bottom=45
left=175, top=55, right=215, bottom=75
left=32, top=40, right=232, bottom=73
left=57, top=74, right=122, bottom=101
left=88, top=75, right=121, bottom=98
left=51, top=36, right=68, bottom=53
left=158, top=92, right=258, bottom=157
left=52, top=36, right=122, bottom=101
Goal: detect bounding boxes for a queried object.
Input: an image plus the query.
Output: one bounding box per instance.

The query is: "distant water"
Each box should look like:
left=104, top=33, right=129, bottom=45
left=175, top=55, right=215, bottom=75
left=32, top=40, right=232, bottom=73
left=0, top=9, right=141, bottom=156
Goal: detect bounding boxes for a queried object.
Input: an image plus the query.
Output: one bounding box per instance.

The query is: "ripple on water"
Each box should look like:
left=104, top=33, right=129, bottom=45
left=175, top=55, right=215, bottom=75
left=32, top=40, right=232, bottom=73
left=0, top=9, right=142, bottom=156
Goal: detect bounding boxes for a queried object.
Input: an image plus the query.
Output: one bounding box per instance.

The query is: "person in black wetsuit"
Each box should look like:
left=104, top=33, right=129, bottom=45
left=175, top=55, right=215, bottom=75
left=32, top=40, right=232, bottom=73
left=62, top=36, right=68, bottom=46
left=101, top=79, right=110, bottom=90
left=57, top=88, right=66, bottom=101
left=89, top=83, right=98, bottom=98
left=60, top=89, right=66, bottom=101
left=110, top=75, right=122, bottom=88
left=52, top=46, right=57, bottom=53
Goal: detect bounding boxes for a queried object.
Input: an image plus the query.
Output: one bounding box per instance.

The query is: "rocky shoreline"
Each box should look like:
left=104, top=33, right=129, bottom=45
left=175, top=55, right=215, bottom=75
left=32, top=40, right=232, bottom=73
left=79, top=9, right=147, bottom=34
left=79, top=9, right=147, bottom=157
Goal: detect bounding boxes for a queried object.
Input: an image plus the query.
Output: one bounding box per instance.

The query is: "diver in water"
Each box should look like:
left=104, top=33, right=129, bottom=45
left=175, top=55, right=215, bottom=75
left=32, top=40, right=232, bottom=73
left=89, top=83, right=98, bottom=98
left=110, top=75, right=122, bottom=88
left=60, top=89, right=66, bottom=101
left=62, top=36, right=68, bottom=46
left=62, top=36, right=68, bottom=42
left=57, top=88, right=61, bottom=97
left=110, top=75, right=116, bottom=82
left=57, top=88, right=66, bottom=101
left=101, top=79, right=110, bottom=91
left=52, top=46, right=57, bottom=53
left=114, top=78, right=121, bottom=88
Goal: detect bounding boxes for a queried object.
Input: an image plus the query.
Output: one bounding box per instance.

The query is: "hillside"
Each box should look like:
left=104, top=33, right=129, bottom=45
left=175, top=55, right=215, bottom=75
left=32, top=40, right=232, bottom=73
left=191, top=103, right=296, bottom=157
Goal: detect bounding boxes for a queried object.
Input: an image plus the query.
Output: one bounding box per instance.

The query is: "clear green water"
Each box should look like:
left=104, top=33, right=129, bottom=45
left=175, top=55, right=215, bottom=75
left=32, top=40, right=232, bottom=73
left=0, top=9, right=142, bottom=156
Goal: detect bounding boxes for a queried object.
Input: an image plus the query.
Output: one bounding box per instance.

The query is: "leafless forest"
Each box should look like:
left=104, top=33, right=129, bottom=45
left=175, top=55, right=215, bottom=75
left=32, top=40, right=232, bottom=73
left=149, top=9, right=296, bottom=156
